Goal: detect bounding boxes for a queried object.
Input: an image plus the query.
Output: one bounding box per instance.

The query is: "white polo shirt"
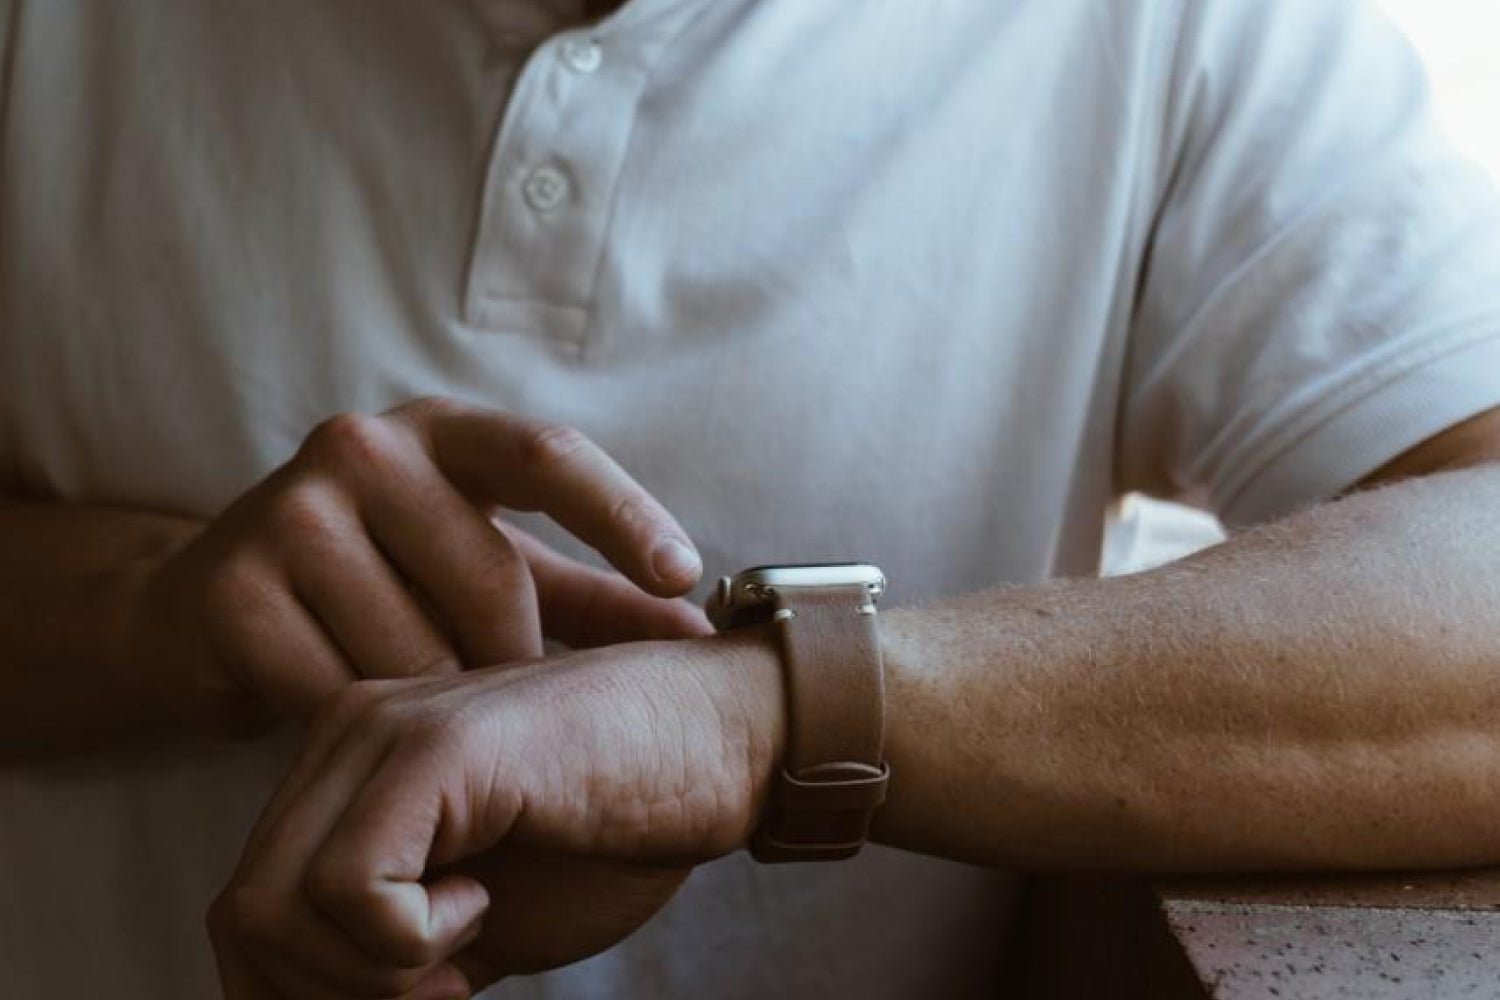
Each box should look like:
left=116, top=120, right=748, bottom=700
left=3, top=0, right=1500, bottom=996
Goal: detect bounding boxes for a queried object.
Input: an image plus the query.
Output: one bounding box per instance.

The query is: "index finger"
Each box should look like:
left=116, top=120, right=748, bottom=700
left=397, top=400, right=701, bottom=597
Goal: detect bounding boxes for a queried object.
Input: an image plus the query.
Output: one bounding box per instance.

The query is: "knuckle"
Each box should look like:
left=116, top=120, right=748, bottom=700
left=518, top=420, right=593, bottom=471
left=302, top=411, right=401, bottom=472
left=607, top=491, right=653, bottom=536
left=304, top=856, right=362, bottom=913
left=210, top=887, right=427, bottom=996
left=200, top=556, right=269, bottom=624
left=264, top=489, right=340, bottom=544
left=305, top=870, right=443, bottom=969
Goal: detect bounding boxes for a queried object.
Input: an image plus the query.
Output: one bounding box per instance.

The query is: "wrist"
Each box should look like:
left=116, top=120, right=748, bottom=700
left=867, top=606, right=918, bottom=848
left=39, top=543, right=192, bottom=749
left=115, top=526, right=268, bottom=738
left=107, top=545, right=198, bottom=730
left=691, top=625, right=786, bottom=844
left=702, top=564, right=893, bottom=861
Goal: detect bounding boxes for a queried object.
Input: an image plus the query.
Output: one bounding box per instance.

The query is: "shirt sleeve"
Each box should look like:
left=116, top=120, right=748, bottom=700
left=1119, top=0, right=1500, bottom=528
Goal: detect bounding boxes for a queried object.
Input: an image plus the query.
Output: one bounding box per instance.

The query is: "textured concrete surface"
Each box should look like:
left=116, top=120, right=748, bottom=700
left=1161, top=896, right=1500, bottom=999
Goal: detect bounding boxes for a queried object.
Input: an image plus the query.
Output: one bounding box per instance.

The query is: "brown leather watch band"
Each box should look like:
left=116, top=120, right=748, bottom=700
left=751, top=583, right=889, bottom=862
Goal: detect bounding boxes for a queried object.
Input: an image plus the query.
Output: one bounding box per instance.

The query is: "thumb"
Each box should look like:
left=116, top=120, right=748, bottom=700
left=503, top=525, right=713, bottom=647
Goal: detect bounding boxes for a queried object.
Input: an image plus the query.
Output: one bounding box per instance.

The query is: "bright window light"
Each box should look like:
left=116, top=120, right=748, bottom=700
left=1378, top=0, right=1500, bottom=181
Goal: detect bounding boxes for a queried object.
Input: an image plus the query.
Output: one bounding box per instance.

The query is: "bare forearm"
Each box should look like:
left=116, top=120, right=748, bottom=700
left=0, top=499, right=199, bottom=756
left=874, top=464, right=1500, bottom=872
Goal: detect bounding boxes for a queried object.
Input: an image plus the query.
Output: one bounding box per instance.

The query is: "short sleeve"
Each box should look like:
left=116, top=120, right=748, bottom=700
left=1120, top=0, right=1500, bottom=528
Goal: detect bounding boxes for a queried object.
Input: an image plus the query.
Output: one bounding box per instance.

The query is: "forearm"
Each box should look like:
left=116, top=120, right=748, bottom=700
left=0, top=498, right=200, bottom=757
left=208, top=451, right=1500, bottom=985
left=872, top=463, right=1500, bottom=872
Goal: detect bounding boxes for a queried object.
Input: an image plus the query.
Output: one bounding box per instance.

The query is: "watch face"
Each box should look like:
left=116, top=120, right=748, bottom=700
left=706, top=563, right=885, bottom=630
left=735, top=563, right=885, bottom=591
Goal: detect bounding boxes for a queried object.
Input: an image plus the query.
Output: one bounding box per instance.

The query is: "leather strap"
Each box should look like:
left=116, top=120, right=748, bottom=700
left=751, top=584, right=889, bottom=862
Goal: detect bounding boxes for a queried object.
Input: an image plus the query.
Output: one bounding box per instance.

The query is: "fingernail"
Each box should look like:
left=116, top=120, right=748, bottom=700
left=651, top=537, right=701, bottom=583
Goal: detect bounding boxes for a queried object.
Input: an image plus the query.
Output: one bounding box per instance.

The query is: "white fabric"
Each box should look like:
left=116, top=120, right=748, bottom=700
left=2, top=0, right=1499, bottom=996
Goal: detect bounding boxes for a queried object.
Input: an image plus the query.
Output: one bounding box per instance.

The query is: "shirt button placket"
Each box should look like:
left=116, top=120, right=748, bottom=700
left=467, top=9, right=701, bottom=351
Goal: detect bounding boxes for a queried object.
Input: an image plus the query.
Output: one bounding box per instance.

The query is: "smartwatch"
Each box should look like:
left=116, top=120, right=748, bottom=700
left=706, top=563, right=890, bottom=862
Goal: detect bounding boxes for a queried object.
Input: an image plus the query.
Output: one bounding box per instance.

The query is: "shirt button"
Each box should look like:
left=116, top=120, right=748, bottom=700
left=559, top=37, right=603, bottom=74
left=523, top=165, right=571, bottom=212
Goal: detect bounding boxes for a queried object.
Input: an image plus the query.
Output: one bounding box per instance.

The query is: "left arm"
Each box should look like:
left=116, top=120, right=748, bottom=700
left=210, top=410, right=1500, bottom=996
left=875, top=407, right=1500, bottom=871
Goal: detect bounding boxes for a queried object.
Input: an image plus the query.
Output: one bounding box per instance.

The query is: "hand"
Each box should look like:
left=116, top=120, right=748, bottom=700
left=209, top=631, right=785, bottom=998
left=121, top=397, right=709, bottom=734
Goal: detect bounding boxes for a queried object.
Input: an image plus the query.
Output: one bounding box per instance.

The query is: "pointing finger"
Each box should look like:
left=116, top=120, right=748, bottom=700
left=396, top=400, right=701, bottom=598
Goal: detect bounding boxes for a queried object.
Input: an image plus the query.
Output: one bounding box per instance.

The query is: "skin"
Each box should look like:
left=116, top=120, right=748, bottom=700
left=1, top=397, right=716, bottom=997
left=0, top=396, right=709, bottom=757
left=0, top=5, right=1489, bottom=996
left=201, top=406, right=1500, bottom=998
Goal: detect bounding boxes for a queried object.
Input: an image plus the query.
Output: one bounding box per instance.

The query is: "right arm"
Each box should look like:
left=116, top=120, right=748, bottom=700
left=0, top=398, right=709, bottom=760
left=0, top=499, right=200, bottom=752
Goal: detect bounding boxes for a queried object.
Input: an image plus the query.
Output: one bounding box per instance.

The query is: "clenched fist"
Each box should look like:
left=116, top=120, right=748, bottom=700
left=210, top=629, right=786, bottom=998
